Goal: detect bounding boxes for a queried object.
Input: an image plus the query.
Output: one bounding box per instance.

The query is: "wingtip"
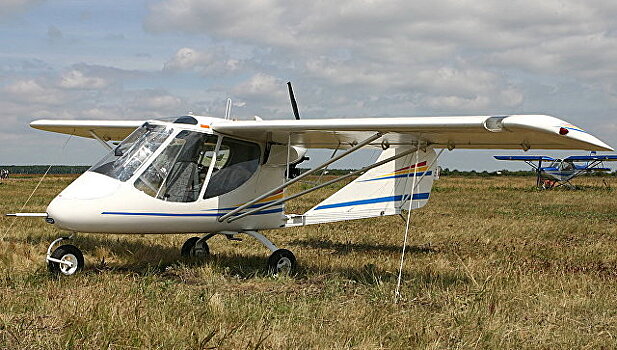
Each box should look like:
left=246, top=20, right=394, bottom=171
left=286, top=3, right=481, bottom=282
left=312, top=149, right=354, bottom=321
left=589, top=138, right=614, bottom=152
left=29, top=119, right=53, bottom=129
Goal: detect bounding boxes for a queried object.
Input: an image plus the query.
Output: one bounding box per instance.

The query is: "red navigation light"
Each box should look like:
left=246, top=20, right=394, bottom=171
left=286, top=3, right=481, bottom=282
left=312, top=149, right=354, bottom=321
left=559, top=127, right=569, bottom=135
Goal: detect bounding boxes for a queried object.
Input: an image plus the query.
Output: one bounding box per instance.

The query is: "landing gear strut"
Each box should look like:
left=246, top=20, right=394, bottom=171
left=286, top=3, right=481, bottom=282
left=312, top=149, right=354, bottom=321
left=47, top=236, right=84, bottom=275
left=180, top=231, right=297, bottom=275
left=244, top=231, right=297, bottom=275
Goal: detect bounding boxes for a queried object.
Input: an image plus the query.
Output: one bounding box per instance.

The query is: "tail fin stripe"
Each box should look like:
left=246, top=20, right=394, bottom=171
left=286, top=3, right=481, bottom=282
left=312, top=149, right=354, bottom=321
left=360, top=171, right=432, bottom=182
left=314, top=193, right=430, bottom=211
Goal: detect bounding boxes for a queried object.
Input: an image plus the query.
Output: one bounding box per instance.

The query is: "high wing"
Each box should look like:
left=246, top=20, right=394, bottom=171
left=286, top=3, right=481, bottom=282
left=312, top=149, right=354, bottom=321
left=494, top=156, right=556, bottom=161
left=211, top=114, right=613, bottom=151
left=30, top=114, right=613, bottom=151
left=564, top=155, right=617, bottom=161
left=30, top=119, right=145, bottom=141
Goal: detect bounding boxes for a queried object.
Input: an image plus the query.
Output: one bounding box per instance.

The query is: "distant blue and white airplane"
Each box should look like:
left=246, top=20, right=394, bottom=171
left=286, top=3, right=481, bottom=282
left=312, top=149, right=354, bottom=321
left=494, top=152, right=617, bottom=189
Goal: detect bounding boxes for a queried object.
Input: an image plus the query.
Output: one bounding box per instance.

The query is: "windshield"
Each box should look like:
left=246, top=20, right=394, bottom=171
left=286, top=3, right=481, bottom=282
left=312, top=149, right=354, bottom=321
left=90, top=123, right=173, bottom=181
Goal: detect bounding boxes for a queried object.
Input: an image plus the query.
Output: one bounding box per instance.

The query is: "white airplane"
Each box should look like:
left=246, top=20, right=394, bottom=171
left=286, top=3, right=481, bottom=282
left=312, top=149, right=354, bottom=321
left=6, top=87, right=613, bottom=276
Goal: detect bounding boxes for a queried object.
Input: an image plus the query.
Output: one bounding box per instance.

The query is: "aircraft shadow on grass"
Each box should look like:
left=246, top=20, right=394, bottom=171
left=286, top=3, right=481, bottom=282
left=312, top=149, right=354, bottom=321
left=7, top=234, right=469, bottom=287
left=288, top=238, right=437, bottom=255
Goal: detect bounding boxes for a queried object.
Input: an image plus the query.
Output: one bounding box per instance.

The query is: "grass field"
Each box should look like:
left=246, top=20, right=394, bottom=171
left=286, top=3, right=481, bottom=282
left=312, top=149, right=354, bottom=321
left=1, top=174, right=617, bottom=349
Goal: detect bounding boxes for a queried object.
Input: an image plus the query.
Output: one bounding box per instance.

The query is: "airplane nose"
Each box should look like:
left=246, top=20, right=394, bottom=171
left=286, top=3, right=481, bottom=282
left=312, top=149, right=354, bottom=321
left=46, top=171, right=121, bottom=231
left=46, top=196, right=79, bottom=231
left=46, top=195, right=106, bottom=232
left=58, top=171, right=121, bottom=200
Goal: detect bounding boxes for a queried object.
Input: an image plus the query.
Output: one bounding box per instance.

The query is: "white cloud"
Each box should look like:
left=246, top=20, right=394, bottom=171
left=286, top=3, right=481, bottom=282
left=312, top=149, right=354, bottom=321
left=163, top=47, right=240, bottom=75
left=145, top=1, right=617, bottom=92
left=232, top=73, right=285, bottom=99
left=4, top=79, right=66, bottom=105
left=489, top=32, right=617, bottom=80
left=149, top=0, right=591, bottom=116
left=146, top=0, right=292, bottom=46
left=59, top=70, right=109, bottom=89
left=127, top=89, right=185, bottom=115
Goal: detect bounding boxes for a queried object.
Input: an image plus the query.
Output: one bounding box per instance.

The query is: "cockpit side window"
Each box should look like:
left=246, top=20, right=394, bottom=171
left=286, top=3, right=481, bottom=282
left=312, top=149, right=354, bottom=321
left=90, top=123, right=172, bottom=182
left=203, top=137, right=261, bottom=199
left=134, top=131, right=217, bottom=202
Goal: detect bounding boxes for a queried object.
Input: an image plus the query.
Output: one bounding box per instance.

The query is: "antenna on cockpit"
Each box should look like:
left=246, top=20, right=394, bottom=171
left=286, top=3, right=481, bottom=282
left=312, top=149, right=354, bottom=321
left=224, top=98, right=232, bottom=120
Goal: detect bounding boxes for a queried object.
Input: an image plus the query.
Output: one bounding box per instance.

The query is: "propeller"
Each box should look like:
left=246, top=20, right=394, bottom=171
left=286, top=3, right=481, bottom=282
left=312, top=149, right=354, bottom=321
left=284, top=82, right=308, bottom=178
left=287, top=81, right=300, bottom=120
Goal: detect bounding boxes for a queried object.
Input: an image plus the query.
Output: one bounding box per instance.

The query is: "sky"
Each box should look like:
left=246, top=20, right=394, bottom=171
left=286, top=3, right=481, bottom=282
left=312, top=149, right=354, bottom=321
left=1, top=0, right=616, bottom=170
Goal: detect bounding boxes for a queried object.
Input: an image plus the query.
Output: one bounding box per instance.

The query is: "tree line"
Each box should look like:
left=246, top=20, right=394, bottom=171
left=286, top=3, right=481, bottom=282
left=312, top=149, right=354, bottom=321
left=1, top=165, right=615, bottom=176
left=0, top=165, right=90, bottom=175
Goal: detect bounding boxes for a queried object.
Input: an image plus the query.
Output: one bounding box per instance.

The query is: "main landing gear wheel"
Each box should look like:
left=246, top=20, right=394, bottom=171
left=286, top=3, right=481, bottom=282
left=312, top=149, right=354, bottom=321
left=181, top=237, right=210, bottom=258
left=48, top=244, right=84, bottom=276
left=267, top=249, right=296, bottom=275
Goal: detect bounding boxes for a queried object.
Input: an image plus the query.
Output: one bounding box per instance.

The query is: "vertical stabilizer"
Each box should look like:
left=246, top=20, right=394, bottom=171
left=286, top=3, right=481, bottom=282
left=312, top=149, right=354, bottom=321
left=294, top=147, right=438, bottom=226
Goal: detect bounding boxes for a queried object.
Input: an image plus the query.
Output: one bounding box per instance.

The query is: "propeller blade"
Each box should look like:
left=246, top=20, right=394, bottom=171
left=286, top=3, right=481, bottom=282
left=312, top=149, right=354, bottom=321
left=287, top=81, right=300, bottom=120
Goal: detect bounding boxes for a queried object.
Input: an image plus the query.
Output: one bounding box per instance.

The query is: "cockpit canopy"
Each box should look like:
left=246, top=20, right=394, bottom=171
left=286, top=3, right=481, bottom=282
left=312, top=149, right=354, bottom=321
left=545, top=159, right=575, bottom=171
left=90, top=122, right=261, bottom=202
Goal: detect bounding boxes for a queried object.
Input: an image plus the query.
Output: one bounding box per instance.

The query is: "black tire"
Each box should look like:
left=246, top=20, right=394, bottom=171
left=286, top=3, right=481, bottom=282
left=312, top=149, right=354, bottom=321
left=48, top=244, right=84, bottom=276
left=267, top=249, right=296, bottom=275
left=181, top=237, right=210, bottom=258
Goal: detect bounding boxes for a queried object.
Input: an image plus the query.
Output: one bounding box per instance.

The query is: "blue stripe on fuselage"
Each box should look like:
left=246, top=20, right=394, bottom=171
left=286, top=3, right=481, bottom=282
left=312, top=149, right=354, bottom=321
left=101, top=207, right=283, bottom=217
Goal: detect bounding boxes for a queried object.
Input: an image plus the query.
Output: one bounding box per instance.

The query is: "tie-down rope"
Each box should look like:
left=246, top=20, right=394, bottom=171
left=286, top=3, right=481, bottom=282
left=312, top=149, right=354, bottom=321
left=395, top=150, right=419, bottom=303
left=1, top=134, right=73, bottom=240
left=394, top=148, right=445, bottom=303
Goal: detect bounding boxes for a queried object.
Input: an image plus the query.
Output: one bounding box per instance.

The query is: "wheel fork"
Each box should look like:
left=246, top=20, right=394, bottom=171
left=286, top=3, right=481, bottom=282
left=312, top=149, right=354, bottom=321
left=46, top=235, right=74, bottom=267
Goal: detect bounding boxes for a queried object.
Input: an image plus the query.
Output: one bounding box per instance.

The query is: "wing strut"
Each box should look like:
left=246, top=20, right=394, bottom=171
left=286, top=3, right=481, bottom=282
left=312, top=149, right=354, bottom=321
left=89, top=130, right=113, bottom=151
left=218, top=132, right=384, bottom=222
left=226, top=145, right=420, bottom=223
left=536, top=159, right=542, bottom=188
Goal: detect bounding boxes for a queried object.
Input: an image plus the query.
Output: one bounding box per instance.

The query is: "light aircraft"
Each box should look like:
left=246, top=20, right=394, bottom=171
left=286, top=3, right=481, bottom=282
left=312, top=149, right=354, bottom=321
left=494, top=152, right=617, bottom=189
left=6, top=85, right=614, bottom=276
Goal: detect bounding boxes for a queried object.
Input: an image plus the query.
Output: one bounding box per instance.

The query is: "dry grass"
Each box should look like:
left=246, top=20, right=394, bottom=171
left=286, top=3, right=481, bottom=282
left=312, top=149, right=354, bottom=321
left=1, top=174, right=617, bottom=349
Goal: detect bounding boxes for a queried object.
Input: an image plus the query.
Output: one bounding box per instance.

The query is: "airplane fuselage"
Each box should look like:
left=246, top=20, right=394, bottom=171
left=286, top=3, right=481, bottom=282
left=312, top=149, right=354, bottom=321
left=540, top=160, right=607, bottom=182
left=46, top=117, right=301, bottom=234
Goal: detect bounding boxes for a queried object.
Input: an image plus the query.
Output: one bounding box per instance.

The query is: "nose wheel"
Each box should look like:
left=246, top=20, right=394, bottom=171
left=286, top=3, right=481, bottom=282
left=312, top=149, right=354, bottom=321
left=46, top=237, right=84, bottom=276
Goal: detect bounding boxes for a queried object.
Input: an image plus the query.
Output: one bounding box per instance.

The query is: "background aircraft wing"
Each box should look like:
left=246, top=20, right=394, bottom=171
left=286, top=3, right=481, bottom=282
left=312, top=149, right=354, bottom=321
left=494, top=156, right=556, bottom=161
left=30, top=119, right=145, bottom=141
left=564, top=155, right=617, bottom=161
left=212, top=114, right=613, bottom=151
